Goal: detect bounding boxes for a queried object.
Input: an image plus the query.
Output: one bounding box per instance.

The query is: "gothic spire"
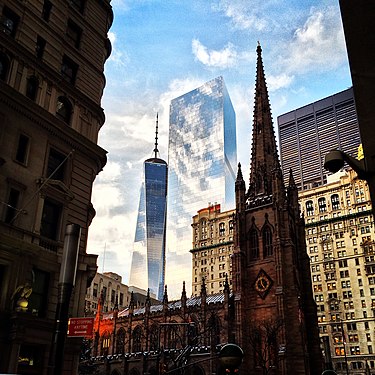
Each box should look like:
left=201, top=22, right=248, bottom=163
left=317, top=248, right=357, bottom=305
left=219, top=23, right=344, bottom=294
left=248, top=43, right=281, bottom=199
left=153, top=113, right=159, bottom=158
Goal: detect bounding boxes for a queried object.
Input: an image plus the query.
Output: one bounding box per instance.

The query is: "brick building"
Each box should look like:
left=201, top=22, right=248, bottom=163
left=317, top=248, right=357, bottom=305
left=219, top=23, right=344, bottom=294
left=0, top=0, right=112, bottom=373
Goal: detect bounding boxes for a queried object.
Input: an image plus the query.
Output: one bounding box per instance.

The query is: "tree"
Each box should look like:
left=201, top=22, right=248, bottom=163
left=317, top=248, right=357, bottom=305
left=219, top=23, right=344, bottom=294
left=248, top=318, right=283, bottom=375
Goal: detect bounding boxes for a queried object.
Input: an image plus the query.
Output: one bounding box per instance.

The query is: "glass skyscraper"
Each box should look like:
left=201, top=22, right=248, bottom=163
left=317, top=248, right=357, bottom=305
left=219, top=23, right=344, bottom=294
left=167, top=76, right=237, bottom=296
left=129, top=117, right=168, bottom=301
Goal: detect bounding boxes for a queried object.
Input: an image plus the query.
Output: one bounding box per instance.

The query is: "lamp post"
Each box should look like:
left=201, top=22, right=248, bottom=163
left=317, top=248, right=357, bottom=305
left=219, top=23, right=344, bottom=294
left=324, top=149, right=375, bottom=221
left=48, top=224, right=81, bottom=375
left=218, top=343, right=244, bottom=374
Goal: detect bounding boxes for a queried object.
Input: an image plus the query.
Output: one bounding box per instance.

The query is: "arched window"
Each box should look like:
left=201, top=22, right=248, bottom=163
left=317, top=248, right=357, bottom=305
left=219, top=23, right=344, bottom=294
left=0, top=53, right=10, bottom=81
left=263, top=226, right=273, bottom=257
left=219, top=222, right=225, bottom=236
left=149, top=324, right=159, bottom=351
left=306, top=200, right=314, bottom=216
left=132, top=325, right=142, bottom=353
left=229, top=220, right=234, bottom=234
left=331, top=194, right=340, bottom=210
left=26, top=76, right=39, bottom=101
left=56, top=96, right=72, bottom=124
left=116, top=328, right=126, bottom=354
left=318, top=197, right=327, bottom=213
left=100, top=332, right=111, bottom=356
left=249, top=228, right=259, bottom=260
left=167, top=322, right=180, bottom=349
left=208, top=313, right=220, bottom=348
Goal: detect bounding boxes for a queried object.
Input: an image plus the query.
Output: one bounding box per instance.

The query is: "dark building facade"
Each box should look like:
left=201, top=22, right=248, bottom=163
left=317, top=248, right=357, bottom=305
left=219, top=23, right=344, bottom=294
left=0, top=0, right=112, bottom=373
left=129, top=116, right=168, bottom=301
left=232, top=44, right=322, bottom=374
left=277, top=87, right=361, bottom=190
left=88, top=44, right=323, bottom=375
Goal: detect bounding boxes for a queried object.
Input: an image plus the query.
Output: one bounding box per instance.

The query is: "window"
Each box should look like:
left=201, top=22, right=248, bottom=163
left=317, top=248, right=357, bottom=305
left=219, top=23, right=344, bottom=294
left=36, top=36, right=46, bottom=58
left=248, top=228, right=259, bottom=260
left=42, top=0, right=52, bottom=21
left=66, top=19, right=82, bottom=48
left=40, top=199, right=62, bottom=240
left=0, top=52, right=10, bottom=81
left=28, top=268, right=50, bottom=317
left=4, top=188, right=20, bottom=224
left=263, top=226, right=273, bottom=257
left=219, top=222, right=225, bottom=236
left=318, top=197, right=327, bottom=213
left=70, top=0, right=85, bottom=13
left=56, top=96, right=73, bottom=124
left=93, top=283, right=98, bottom=298
left=229, top=220, right=234, bottom=234
left=331, top=194, right=340, bottom=210
left=1, top=6, right=20, bottom=37
left=47, top=148, right=66, bottom=181
left=306, top=200, right=314, bottom=216
left=15, top=134, right=30, bottom=165
left=26, top=76, right=39, bottom=101
left=61, top=55, right=78, bottom=84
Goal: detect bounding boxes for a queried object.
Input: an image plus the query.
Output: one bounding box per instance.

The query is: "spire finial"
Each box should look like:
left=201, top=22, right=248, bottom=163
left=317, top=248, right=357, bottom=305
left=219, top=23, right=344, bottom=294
left=153, top=113, right=159, bottom=158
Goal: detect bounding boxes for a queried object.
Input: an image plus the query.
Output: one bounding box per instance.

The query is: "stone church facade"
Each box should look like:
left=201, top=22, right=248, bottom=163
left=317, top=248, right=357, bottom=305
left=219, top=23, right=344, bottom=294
left=88, top=45, right=323, bottom=375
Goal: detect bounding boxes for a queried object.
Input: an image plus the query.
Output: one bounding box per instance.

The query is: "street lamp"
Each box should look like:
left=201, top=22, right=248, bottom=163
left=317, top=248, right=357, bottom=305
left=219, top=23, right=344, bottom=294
left=218, top=344, right=244, bottom=374
left=324, top=149, right=375, bottom=219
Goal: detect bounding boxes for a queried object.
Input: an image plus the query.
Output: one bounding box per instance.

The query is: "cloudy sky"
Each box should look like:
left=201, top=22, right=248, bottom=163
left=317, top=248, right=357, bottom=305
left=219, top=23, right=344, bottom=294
left=87, top=0, right=352, bottom=299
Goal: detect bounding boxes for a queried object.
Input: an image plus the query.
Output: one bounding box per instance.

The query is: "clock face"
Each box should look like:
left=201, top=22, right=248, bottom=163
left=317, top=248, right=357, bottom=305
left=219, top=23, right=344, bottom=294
left=254, top=270, right=273, bottom=299
left=255, top=276, right=269, bottom=292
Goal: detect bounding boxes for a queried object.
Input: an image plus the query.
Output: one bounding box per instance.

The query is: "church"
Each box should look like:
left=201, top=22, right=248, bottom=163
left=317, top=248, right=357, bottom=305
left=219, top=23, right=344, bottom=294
left=87, top=44, right=323, bottom=375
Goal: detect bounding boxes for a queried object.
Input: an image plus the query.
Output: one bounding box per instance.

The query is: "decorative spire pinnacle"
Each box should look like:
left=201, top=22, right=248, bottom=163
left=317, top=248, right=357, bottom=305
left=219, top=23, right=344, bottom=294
left=162, top=285, right=168, bottom=305
left=153, top=113, right=159, bottom=158
left=248, top=43, right=281, bottom=199
left=236, top=162, right=243, bottom=182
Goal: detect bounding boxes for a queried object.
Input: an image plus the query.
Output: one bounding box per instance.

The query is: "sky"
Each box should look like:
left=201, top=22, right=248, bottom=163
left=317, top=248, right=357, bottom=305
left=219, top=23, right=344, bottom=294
left=87, top=0, right=353, bottom=299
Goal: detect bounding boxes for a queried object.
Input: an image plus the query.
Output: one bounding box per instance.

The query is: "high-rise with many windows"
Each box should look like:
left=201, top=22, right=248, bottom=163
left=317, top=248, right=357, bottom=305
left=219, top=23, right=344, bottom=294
left=129, top=116, right=168, bottom=301
left=299, top=169, right=375, bottom=373
left=190, top=204, right=235, bottom=296
left=0, top=0, right=112, bottom=373
left=277, top=88, right=361, bottom=190
left=167, top=76, right=237, bottom=296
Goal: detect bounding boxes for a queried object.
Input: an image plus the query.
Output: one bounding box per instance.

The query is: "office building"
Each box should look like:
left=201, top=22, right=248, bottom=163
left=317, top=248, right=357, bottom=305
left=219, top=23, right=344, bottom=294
left=190, top=204, right=235, bottom=296
left=167, top=76, right=237, bottom=295
left=85, top=272, right=130, bottom=316
left=277, top=88, right=361, bottom=190
left=129, top=116, right=168, bottom=301
left=299, top=169, right=375, bottom=373
left=0, top=0, right=112, bottom=373
left=233, top=44, right=322, bottom=374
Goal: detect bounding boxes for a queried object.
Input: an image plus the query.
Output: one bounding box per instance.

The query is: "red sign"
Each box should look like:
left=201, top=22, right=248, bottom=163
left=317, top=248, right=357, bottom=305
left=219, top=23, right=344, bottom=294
left=67, top=317, right=94, bottom=337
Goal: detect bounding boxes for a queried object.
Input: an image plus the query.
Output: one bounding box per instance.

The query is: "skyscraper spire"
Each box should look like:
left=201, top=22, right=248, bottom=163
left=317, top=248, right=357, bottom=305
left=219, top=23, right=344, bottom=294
left=248, top=43, right=280, bottom=199
left=153, top=113, right=159, bottom=158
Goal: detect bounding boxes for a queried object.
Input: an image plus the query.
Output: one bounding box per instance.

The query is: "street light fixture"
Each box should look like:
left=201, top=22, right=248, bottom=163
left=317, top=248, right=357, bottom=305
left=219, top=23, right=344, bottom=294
left=218, top=344, right=244, bottom=374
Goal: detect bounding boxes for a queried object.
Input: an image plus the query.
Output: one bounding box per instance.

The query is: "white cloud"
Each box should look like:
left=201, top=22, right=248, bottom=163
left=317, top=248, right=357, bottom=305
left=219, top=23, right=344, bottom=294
left=107, top=31, right=128, bottom=66
left=267, top=73, right=294, bottom=92
left=192, top=39, right=238, bottom=69
left=213, top=0, right=268, bottom=31
left=282, top=6, right=346, bottom=75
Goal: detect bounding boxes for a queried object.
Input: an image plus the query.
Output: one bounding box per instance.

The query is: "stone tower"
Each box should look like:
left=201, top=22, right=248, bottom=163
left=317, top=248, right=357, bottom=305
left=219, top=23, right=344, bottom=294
left=232, top=44, right=322, bottom=375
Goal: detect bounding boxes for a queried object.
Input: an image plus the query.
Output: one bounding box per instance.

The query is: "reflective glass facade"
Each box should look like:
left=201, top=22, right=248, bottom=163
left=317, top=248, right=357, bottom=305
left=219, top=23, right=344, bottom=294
left=167, top=76, right=237, bottom=295
left=129, top=158, right=168, bottom=300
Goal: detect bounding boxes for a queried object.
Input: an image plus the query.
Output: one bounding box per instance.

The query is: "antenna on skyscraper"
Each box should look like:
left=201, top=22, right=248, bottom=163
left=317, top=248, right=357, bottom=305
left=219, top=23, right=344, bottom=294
left=153, top=113, right=159, bottom=158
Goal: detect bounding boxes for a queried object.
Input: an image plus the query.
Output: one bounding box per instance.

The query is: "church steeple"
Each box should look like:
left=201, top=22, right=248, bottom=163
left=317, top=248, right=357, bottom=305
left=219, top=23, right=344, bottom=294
left=248, top=43, right=281, bottom=199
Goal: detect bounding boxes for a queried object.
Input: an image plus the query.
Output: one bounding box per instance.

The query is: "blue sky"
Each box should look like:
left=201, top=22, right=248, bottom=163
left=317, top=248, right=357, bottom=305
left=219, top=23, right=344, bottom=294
left=87, top=0, right=352, bottom=299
